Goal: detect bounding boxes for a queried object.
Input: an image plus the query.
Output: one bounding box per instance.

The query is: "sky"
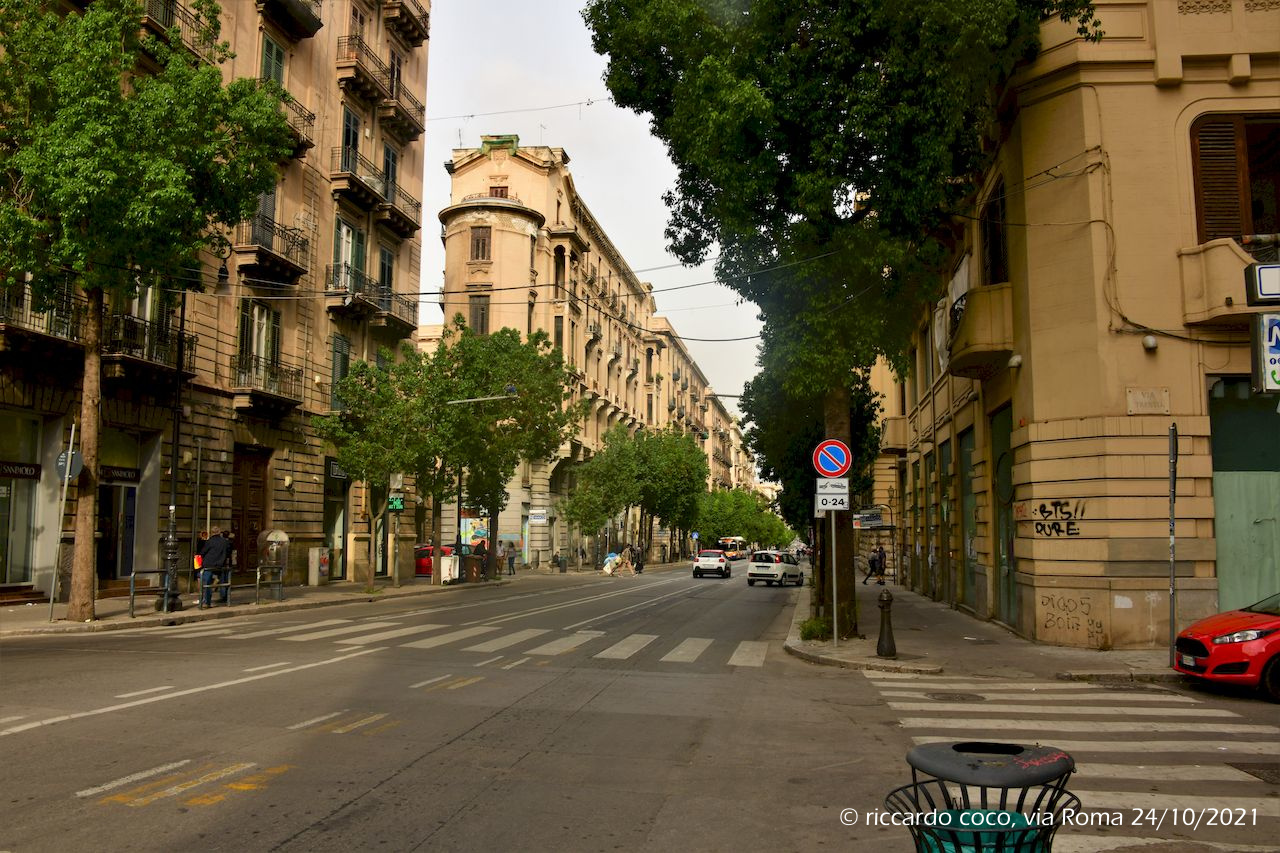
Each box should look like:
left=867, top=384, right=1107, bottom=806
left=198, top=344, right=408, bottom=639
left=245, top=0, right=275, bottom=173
left=418, top=1, right=762, bottom=417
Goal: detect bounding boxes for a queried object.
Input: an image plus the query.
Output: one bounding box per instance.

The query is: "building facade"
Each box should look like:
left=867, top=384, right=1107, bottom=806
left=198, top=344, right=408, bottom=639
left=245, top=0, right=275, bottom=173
left=1, top=0, right=430, bottom=598
left=432, top=135, right=754, bottom=566
left=868, top=0, right=1279, bottom=649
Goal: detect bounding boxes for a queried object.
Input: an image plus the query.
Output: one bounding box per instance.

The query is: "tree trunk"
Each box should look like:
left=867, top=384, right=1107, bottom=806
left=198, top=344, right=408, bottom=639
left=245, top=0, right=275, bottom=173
left=824, top=384, right=858, bottom=637
left=487, top=497, right=499, bottom=578
left=68, top=288, right=103, bottom=622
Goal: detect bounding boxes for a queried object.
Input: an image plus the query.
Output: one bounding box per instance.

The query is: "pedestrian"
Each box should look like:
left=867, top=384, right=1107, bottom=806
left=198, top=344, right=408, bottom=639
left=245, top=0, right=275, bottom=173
left=507, top=542, right=517, bottom=575
left=199, top=527, right=232, bottom=608
left=863, top=548, right=879, bottom=584
left=474, top=538, right=488, bottom=577
left=495, top=540, right=506, bottom=576
left=876, top=544, right=888, bottom=584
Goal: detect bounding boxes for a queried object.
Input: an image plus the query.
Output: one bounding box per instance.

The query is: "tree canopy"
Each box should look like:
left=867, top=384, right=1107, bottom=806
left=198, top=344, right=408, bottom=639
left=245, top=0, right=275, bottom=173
left=0, top=0, right=292, bottom=620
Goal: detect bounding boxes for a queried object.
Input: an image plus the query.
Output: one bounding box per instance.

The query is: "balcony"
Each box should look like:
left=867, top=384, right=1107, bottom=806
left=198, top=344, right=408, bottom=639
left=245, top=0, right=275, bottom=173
left=325, top=264, right=384, bottom=319
left=370, top=290, right=418, bottom=339
left=329, top=147, right=386, bottom=211
left=947, top=282, right=1013, bottom=380
left=140, top=0, right=218, bottom=66
left=100, top=313, right=197, bottom=381
left=279, top=89, right=316, bottom=157
left=335, top=35, right=391, bottom=104
left=231, top=353, right=303, bottom=416
left=1178, top=237, right=1272, bottom=327
left=233, top=214, right=310, bottom=283
left=0, top=283, right=85, bottom=373
left=880, top=415, right=908, bottom=453
left=586, top=323, right=602, bottom=346
left=627, top=357, right=640, bottom=378
left=378, top=81, right=425, bottom=142
left=375, top=180, right=422, bottom=238
left=256, top=0, right=323, bottom=41
left=382, top=0, right=430, bottom=47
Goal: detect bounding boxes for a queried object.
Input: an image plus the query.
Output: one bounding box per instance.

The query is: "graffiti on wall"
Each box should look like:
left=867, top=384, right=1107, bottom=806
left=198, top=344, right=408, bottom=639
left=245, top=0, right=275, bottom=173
left=1040, top=592, right=1106, bottom=646
left=1015, top=499, right=1087, bottom=537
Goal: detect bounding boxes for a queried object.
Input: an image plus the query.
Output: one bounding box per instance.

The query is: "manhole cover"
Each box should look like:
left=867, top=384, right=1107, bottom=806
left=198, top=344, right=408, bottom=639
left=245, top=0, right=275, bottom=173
left=1227, top=763, right=1280, bottom=785
left=925, top=692, right=986, bottom=702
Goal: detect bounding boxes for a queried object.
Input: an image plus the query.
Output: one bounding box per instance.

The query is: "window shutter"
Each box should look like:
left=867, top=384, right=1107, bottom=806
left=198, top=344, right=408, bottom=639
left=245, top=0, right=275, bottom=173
left=1192, top=116, right=1248, bottom=242
left=238, top=299, right=252, bottom=362
left=269, top=310, right=281, bottom=363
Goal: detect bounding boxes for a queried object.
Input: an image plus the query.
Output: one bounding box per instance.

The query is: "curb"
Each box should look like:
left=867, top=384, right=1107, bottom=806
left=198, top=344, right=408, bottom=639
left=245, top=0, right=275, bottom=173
left=783, top=639, right=945, bottom=674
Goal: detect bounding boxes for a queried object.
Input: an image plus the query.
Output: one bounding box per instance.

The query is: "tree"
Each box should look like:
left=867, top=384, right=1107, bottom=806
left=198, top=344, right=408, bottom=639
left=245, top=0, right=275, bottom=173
left=0, top=0, right=293, bottom=620
left=583, top=0, right=1100, bottom=636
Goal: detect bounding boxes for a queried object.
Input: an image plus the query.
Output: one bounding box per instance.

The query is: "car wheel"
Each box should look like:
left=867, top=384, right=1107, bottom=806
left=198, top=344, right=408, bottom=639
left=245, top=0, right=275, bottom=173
left=795, top=574, right=804, bottom=587
left=1262, top=656, right=1280, bottom=703
left=748, top=579, right=755, bottom=586
left=693, top=571, right=699, bottom=578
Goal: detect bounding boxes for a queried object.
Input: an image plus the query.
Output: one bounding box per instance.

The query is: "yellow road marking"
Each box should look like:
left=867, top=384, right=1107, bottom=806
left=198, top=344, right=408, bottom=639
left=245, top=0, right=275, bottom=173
left=362, top=720, right=403, bottom=737
left=331, top=713, right=388, bottom=734
left=445, top=676, right=485, bottom=690
left=127, top=763, right=256, bottom=806
left=186, top=764, right=292, bottom=805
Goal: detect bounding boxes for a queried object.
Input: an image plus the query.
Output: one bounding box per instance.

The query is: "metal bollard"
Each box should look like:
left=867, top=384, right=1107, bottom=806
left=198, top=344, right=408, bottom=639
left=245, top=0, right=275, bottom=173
left=877, top=588, right=897, bottom=658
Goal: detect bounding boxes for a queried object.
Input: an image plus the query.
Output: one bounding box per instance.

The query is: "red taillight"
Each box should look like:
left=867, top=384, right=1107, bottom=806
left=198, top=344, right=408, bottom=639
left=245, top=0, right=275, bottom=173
left=719, top=558, right=725, bottom=563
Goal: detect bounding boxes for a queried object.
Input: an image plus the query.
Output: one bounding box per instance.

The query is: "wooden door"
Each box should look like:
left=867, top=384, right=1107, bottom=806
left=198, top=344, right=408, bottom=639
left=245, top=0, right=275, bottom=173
left=232, top=447, right=271, bottom=574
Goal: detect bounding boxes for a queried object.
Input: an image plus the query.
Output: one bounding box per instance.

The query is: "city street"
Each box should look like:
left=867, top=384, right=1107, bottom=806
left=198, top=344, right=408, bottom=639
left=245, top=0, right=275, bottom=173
left=2, top=569, right=1277, bottom=851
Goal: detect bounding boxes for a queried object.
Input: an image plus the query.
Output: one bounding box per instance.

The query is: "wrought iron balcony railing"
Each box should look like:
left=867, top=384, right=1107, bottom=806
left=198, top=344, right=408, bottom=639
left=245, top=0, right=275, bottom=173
left=142, top=0, right=219, bottom=64
left=231, top=352, right=303, bottom=400
left=235, top=213, right=310, bottom=268
left=330, top=147, right=387, bottom=196
left=383, top=180, right=422, bottom=225
left=102, top=312, right=197, bottom=371
left=325, top=263, right=380, bottom=299
left=336, top=35, right=391, bottom=94
left=0, top=283, right=85, bottom=343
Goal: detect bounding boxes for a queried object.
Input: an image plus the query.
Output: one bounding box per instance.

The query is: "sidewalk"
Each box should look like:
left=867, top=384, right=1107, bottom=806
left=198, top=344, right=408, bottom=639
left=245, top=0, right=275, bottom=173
left=783, top=581, right=1179, bottom=683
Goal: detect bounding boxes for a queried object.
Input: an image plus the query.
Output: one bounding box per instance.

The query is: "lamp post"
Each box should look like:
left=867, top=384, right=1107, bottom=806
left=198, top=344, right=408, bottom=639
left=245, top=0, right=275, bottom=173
left=445, top=385, right=518, bottom=580
left=158, top=287, right=190, bottom=613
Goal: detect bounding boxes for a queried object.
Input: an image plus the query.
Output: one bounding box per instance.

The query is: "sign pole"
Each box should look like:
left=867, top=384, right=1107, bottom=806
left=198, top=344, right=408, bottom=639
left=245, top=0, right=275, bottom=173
left=831, top=510, right=839, bottom=648
left=1168, top=423, right=1178, bottom=668
left=49, top=421, right=77, bottom=623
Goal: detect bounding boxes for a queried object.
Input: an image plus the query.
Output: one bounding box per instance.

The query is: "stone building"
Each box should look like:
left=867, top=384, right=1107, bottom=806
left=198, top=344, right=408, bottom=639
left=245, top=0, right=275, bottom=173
left=432, top=135, right=754, bottom=566
left=1, top=0, right=430, bottom=598
left=867, top=0, right=1278, bottom=649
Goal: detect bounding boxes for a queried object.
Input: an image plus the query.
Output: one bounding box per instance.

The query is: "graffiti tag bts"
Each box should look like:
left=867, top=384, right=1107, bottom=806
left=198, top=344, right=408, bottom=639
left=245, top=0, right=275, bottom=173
left=1016, top=499, right=1087, bottom=537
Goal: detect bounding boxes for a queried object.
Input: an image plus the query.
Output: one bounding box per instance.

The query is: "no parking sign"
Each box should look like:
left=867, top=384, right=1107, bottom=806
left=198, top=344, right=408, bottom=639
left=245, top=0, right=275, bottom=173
left=812, top=439, right=852, bottom=478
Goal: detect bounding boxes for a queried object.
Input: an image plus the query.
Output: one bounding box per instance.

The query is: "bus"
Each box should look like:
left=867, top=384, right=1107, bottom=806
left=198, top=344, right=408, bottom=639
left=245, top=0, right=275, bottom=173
left=716, top=536, right=748, bottom=560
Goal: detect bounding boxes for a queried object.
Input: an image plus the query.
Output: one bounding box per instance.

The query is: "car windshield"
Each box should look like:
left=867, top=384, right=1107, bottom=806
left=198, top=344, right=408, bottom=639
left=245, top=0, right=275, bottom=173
left=698, top=550, right=724, bottom=558
left=1243, top=592, right=1280, bottom=616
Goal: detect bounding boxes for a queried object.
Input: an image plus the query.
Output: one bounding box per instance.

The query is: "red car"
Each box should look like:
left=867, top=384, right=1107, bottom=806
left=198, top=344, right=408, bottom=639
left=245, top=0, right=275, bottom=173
left=413, top=545, right=453, bottom=577
left=1173, top=592, right=1280, bottom=701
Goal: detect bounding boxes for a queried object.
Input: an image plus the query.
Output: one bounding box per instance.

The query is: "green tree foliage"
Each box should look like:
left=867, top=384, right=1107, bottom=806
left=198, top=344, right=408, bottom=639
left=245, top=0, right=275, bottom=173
left=0, top=0, right=292, bottom=620
left=697, top=488, right=787, bottom=549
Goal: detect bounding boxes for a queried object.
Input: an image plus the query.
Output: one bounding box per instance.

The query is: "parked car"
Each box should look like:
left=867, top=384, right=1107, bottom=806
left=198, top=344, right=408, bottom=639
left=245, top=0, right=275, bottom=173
left=747, top=550, right=804, bottom=587
left=1173, top=591, right=1280, bottom=701
left=693, top=549, right=732, bottom=579
left=413, top=544, right=473, bottom=577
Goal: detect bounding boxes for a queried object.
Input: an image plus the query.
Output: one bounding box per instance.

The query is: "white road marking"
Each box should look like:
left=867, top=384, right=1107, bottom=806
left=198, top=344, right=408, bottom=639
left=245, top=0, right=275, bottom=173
left=888, top=701, right=1236, bottom=717
left=460, top=579, right=681, bottom=627
left=899, top=718, right=1275, bottom=734
left=525, top=631, right=606, bottom=655
left=400, top=626, right=499, bottom=650
left=866, top=675, right=1120, bottom=690
left=1075, top=763, right=1264, bottom=782
left=0, top=648, right=383, bottom=738
left=112, top=686, right=173, bottom=699
left=474, top=656, right=504, bottom=667
left=242, top=662, right=291, bottom=673
left=594, top=634, right=658, bottom=660
left=232, top=619, right=351, bottom=639
left=409, top=675, right=453, bottom=689
left=331, top=713, right=387, bottom=734
left=661, top=637, right=713, bottom=663
left=280, top=622, right=400, bottom=641
left=462, top=628, right=549, bottom=652
left=287, top=710, right=348, bottom=730
left=910, top=736, right=1280, bottom=755
left=76, top=760, right=192, bottom=798
left=334, top=624, right=447, bottom=645
left=727, top=641, right=768, bottom=667
left=502, top=658, right=530, bottom=670
left=563, top=585, right=697, bottom=630
left=878, top=689, right=1197, bottom=703
left=0, top=715, right=24, bottom=725
left=128, top=762, right=256, bottom=806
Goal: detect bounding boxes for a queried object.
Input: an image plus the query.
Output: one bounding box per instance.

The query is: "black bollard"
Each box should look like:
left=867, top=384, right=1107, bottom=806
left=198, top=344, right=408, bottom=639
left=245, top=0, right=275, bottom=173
left=876, top=588, right=897, bottom=658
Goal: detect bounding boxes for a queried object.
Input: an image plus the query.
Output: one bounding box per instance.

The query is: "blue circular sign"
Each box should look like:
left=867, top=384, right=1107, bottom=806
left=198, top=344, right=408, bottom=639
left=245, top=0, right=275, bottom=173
left=813, top=439, right=852, bottom=477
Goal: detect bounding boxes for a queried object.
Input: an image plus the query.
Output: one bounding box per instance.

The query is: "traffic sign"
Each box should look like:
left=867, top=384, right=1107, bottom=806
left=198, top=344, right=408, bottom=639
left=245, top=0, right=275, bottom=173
left=815, top=494, right=850, bottom=513
left=691, top=531, right=699, bottom=540
left=56, top=450, right=83, bottom=482
left=816, top=478, right=848, bottom=497
left=813, top=439, right=852, bottom=478
left=388, top=492, right=405, bottom=512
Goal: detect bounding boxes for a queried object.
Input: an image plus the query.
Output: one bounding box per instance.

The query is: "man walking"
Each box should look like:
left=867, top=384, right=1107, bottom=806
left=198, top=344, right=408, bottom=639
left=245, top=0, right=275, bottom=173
left=507, top=542, right=517, bottom=575
left=199, top=527, right=233, bottom=608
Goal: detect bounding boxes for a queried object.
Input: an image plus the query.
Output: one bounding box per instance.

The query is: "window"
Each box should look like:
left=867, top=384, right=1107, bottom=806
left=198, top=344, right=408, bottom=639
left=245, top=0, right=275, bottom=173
left=350, top=3, right=367, bottom=37
left=331, top=333, right=351, bottom=410
left=378, top=246, right=394, bottom=292
left=388, top=51, right=403, bottom=98
left=238, top=299, right=280, bottom=364
left=383, top=145, right=398, bottom=198
left=490, top=186, right=508, bottom=198
left=341, top=107, right=360, bottom=166
left=470, top=226, right=491, bottom=261
left=980, top=179, right=1009, bottom=285
left=1192, top=113, right=1279, bottom=243
left=527, top=300, right=535, bottom=336
left=333, top=218, right=367, bottom=288
left=469, top=294, right=490, bottom=334
left=554, top=316, right=563, bottom=350
left=261, top=34, right=285, bottom=85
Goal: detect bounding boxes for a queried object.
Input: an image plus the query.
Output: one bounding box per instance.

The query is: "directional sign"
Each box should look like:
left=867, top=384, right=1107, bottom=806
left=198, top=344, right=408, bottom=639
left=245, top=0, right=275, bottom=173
left=1246, top=264, right=1280, bottom=305
left=816, top=478, right=849, bottom=497
left=815, top=494, right=850, bottom=514
left=813, top=439, right=853, bottom=478
left=1257, top=312, right=1280, bottom=393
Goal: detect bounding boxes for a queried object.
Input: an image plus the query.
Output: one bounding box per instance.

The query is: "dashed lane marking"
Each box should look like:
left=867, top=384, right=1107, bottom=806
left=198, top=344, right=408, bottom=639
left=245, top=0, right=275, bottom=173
left=329, top=713, right=388, bottom=734
left=76, top=761, right=192, bottom=798
left=287, top=710, right=348, bottom=730
left=113, top=686, right=173, bottom=699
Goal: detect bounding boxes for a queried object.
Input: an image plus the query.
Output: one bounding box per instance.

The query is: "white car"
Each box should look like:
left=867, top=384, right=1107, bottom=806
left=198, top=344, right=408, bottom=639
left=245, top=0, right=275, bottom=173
left=693, top=549, right=732, bottom=579
left=747, top=550, right=803, bottom=587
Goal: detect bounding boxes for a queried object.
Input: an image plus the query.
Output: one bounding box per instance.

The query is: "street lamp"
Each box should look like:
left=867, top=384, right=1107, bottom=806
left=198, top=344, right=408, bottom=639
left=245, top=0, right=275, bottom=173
left=158, top=286, right=191, bottom=613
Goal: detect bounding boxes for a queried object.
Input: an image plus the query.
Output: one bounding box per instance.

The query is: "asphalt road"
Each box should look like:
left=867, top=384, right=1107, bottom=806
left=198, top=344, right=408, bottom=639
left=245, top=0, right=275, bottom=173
left=0, top=569, right=922, bottom=852
left=2, top=568, right=1276, bottom=852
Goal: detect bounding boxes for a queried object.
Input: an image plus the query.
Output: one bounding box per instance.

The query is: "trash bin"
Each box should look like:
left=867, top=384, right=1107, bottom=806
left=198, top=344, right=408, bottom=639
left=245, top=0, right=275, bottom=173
left=463, top=554, right=482, bottom=583
left=884, top=741, right=1078, bottom=852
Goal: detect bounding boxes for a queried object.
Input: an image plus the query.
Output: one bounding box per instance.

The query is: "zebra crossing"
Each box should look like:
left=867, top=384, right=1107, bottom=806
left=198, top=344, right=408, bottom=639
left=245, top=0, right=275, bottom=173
left=863, top=671, right=1280, bottom=852
left=164, top=616, right=774, bottom=667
